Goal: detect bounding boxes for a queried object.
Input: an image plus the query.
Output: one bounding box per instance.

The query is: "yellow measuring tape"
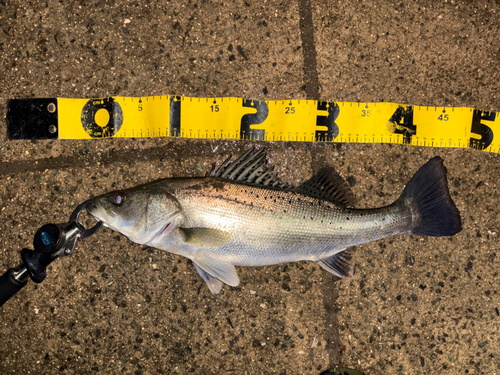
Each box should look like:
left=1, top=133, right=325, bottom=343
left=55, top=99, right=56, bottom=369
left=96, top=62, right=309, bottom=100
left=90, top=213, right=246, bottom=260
left=6, top=96, right=499, bottom=153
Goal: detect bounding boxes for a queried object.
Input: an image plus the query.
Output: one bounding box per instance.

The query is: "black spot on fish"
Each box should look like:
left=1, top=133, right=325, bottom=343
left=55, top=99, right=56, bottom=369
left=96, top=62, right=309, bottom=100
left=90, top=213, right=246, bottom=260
left=188, top=182, right=206, bottom=191
left=209, top=180, right=227, bottom=192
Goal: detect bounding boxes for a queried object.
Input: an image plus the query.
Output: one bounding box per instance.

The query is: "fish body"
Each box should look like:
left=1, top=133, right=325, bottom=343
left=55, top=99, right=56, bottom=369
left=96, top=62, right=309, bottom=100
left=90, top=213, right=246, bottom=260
left=139, top=177, right=410, bottom=265
left=89, top=148, right=461, bottom=293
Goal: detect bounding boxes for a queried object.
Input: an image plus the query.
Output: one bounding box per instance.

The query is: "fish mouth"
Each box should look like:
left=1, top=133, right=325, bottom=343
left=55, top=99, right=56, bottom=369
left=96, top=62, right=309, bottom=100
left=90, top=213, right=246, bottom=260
left=86, top=203, right=97, bottom=219
left=86, top=200, right=97, bottom=212
left=86, top=202, right=101, bottom=220
left=86, top=201, right=117, bottom=226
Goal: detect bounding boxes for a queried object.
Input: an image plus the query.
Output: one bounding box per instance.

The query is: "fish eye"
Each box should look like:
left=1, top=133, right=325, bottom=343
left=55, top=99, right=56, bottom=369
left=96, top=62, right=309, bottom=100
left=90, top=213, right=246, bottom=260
left=113, top=194, right=125, bottom=205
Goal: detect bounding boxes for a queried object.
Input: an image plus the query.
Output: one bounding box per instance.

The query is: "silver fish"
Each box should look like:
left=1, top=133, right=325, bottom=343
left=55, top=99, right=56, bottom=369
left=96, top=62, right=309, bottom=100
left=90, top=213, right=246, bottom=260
left=88, top=148, right=461, bottom=294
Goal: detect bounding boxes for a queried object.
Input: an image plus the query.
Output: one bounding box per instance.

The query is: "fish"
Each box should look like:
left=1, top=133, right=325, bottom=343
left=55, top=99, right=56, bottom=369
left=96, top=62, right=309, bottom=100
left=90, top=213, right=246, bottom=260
left=88, top=148, right=462, bottom=294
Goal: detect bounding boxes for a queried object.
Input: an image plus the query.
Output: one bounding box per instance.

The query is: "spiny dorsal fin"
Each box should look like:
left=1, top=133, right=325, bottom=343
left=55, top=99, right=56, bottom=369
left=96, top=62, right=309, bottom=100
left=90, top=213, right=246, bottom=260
left=207, top=147, right=292, bottom=189
left=295, top=167, right=355, bottom=208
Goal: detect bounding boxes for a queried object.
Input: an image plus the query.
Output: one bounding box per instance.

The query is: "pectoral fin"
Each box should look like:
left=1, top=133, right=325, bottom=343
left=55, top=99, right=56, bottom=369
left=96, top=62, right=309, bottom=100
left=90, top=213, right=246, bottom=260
left=317, top=248, right=354, bottom=278
left=192, top=257, right=240, bottom=293
left=179, top=227, right=231, bottom=248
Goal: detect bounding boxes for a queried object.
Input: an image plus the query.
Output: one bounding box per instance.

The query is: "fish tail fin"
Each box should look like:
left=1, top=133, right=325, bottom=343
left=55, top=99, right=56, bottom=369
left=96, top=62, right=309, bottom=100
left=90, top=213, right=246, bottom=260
left=398, top=157, right=461, bottom=236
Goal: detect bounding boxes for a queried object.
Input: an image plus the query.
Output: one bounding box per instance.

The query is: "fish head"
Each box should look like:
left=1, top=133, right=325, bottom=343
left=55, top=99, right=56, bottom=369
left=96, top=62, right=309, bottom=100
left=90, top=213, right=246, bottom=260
left=88, top=187, right=182, bottom=243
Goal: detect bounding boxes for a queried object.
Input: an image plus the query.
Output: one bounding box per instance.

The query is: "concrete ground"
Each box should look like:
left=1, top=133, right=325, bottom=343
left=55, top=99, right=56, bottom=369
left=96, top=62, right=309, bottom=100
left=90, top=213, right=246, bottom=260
left=1, top=0, right=499, bottom=374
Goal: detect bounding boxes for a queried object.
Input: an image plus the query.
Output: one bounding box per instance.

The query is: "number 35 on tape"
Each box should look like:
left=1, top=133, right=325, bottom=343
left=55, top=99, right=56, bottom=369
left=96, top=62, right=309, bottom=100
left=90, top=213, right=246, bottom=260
left=6, top=96, right=499, bottom=153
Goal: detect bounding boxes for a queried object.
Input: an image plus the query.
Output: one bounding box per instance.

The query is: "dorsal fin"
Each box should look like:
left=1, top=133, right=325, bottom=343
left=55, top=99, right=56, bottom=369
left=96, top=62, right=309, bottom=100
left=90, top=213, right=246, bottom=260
left=295, top=167, right=355, bottom=208
left=207, top=147, right=292, bottom=189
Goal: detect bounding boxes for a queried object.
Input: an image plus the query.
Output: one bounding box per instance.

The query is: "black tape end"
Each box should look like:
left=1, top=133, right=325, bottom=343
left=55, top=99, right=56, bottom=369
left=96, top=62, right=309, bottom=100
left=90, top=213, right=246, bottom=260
left=6, top=98, right=59, bottom=139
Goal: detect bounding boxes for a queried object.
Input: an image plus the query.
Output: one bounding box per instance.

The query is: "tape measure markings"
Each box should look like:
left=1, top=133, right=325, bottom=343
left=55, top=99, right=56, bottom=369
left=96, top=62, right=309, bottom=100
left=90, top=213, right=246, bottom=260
left=5, top=96, right=499, bottom=153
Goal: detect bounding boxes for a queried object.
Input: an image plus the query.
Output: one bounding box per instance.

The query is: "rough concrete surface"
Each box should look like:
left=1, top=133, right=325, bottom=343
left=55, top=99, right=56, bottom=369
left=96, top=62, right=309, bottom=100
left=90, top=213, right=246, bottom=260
left=0, top=1, right=499, bottom=374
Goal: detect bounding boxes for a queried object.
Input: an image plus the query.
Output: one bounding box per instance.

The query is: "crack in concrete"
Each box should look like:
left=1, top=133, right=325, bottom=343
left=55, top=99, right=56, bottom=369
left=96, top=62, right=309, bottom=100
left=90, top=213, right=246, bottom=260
left=299, top=2, right=341, bottom=367
left=0, top=142, right=245, bottom=177
left=298, top=0, right=320, bottom=100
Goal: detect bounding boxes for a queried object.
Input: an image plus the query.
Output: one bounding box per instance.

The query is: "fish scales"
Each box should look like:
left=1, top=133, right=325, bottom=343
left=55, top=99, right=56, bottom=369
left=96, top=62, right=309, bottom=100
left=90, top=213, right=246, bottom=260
left=88, top=148, right=462, bottom=294
left=160, top=178, right=413, bottom=266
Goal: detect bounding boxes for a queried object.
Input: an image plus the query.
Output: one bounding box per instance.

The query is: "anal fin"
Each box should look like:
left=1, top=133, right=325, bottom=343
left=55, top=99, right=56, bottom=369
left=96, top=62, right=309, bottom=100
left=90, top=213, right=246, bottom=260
left=317, top=248, right=354, bottom=278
